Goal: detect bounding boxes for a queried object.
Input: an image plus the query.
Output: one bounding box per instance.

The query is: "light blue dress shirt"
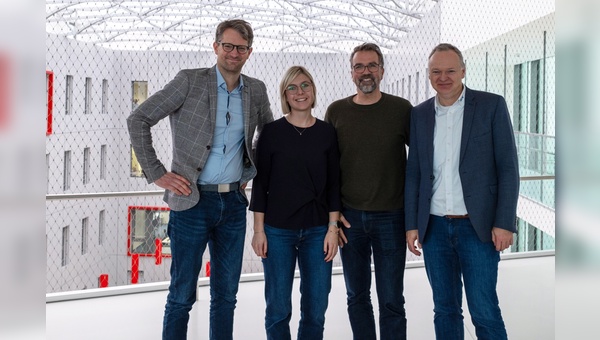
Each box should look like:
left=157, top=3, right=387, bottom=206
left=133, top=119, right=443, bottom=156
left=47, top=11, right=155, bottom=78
left=430, top=85, right=468, bottom=216
left=198, top=68, right=245, bottom=185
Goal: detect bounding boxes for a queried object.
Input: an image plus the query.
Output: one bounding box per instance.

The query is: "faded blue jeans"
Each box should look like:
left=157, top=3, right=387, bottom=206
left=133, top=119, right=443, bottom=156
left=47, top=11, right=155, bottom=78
left=262, top=224, right=332, bottom=340
left=340, top=206, right=407, bottom=340
left=162, top=190, right=248, bottom=340
left=422, top=215, right=507, bottom=340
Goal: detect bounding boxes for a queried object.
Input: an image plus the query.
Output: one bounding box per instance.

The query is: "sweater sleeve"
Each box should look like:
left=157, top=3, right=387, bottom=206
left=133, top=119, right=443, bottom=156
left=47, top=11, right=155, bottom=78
left=249, top=124, right=272, bottom=212
left=326, top=126, right=342, bottom=212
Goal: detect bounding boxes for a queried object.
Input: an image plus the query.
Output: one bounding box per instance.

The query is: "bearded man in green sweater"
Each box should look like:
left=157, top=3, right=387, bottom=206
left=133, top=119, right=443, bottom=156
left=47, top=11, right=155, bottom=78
left=324, top=42, right=412, bottom=340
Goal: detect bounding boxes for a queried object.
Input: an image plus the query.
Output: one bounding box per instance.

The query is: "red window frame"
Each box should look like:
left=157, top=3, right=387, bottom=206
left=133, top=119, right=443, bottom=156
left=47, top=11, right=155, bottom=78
left=127, top=205, right=172, bottom=258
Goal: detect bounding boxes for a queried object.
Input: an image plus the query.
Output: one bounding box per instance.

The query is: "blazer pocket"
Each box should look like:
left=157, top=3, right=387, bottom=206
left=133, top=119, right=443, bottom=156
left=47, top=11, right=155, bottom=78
left=472, top=130, right=492, bottom=141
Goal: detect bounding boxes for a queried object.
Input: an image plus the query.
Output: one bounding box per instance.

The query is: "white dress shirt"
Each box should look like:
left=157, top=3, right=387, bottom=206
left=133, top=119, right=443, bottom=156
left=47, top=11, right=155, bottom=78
left=430, top=86, right=468, bottom=217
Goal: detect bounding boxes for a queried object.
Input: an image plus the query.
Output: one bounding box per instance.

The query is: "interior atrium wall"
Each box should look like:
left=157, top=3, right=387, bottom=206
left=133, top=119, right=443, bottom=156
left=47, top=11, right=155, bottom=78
left=45, top=2, right=556, bottom=293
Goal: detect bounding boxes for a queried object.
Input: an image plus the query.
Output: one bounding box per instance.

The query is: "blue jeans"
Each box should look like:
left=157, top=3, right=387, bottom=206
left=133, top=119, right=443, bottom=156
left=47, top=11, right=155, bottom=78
left=162, top=190, right=248, bottom=340
left=422, top=215, right=507, bottom=340
left=262, top=224, right=332, bottom=340
left=340, top=207, right=407, bottom=340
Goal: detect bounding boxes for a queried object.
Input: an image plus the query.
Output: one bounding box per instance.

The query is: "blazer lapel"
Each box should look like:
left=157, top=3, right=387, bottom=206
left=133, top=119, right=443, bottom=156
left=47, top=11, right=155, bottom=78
left=241, top=75, right=250, bottom=137
left=425, top=99, right=436, bottom=171
left=460, top=87, right=475, bottom=163
left=208, top=66, right=218, bottom=126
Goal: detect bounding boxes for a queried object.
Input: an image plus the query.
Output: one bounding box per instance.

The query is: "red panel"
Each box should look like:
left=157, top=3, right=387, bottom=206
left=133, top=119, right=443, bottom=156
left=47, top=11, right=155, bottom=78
left=131, top=254, right=139, bottom=284
left=46, top=70, right=54, bottom=136
left=99, top=274, right=109, bottom=288
left=154, top=238, right=162, bottom=265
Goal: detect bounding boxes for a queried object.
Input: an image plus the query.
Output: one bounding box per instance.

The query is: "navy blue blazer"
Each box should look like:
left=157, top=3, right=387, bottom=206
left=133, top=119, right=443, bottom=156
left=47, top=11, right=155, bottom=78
left=405, top=87, right=519, bottom=243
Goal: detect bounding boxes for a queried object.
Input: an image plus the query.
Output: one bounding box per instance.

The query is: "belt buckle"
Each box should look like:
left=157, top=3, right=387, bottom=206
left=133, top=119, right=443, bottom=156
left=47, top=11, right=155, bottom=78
left=217, top=183, right=229, bottom=193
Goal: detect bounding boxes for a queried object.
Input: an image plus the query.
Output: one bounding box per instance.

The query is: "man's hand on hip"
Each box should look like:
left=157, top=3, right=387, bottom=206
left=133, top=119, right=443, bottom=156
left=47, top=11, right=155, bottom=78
left=155, top=172, right=192, bottom=196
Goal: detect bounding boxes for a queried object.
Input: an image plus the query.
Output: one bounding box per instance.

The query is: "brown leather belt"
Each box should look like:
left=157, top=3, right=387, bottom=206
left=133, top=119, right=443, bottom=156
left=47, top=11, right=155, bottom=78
left=444, top=214, right=469, bottom=219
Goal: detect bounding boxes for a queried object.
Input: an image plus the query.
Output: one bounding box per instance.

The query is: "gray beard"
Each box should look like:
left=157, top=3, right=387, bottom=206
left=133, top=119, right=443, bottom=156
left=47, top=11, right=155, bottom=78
left=356, top=76, right=378, bottom=94
left=358, top=83, right=377, bottom=94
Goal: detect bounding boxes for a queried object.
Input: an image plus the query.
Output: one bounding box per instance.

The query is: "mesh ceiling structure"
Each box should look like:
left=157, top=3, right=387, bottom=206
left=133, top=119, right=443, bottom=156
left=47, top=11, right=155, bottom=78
left=46, top=0, right=439, bottom=53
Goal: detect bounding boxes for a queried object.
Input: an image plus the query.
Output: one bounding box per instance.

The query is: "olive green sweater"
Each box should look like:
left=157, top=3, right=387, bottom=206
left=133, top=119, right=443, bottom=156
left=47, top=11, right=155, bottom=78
left=325, top=93, right=412, bottom=211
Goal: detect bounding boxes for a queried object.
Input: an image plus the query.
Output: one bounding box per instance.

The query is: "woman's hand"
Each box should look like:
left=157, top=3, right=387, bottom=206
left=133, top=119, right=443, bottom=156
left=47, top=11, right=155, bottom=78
left=324, top=227, right=339, bottom=262
left=252, top=231, right=268, bottom=259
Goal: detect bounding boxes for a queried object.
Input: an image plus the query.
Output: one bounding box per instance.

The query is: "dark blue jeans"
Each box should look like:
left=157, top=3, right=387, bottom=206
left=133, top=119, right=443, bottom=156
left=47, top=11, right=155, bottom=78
left=340, top=207, right=407, bottom=340
left=422, top=215, right=507, bottom=340
left=162, top=190, right=248, bottom=340
left=262, top=224, right=332, bottom=340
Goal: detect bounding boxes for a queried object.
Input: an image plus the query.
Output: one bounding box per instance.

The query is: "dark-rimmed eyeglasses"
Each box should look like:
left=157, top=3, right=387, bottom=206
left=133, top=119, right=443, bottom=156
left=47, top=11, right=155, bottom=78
left=352, top=63, right=381, bottom=73
left=286, top=82, right=313, bottom=94
left=218, top=42, right=250, bottom=54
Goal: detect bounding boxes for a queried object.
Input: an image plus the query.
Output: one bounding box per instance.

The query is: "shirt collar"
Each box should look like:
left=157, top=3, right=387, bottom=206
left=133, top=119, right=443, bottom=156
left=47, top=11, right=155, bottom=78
left=216, top=67, right=244, bottom=92
left=435, top=84, right=466, bottom=113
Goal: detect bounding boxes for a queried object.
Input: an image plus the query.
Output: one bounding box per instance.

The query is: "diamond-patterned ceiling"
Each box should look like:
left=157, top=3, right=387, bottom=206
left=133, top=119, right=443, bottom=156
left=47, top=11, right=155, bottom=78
left=46, top=0, right=438, bottom=53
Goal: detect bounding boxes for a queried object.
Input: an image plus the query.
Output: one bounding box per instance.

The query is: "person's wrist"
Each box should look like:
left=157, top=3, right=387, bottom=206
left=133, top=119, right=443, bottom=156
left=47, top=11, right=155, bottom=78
left=327, top=221, right=339, bottom=234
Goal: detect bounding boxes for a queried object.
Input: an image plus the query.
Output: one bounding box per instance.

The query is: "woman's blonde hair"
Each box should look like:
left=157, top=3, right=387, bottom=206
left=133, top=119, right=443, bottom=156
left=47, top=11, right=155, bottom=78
left=279, top=66, right=317, bottom=114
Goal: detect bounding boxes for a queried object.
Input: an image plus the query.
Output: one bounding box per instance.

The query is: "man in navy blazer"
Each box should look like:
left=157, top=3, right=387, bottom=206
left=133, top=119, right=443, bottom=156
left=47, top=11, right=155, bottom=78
left=127, top=20, right=273, bottom=340
left=405, top=43, right=519, bottom=340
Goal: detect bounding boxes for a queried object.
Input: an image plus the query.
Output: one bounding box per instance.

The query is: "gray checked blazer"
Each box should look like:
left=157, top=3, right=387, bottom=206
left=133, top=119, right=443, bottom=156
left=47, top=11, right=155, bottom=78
left=127, top=66, right=274, bottom=211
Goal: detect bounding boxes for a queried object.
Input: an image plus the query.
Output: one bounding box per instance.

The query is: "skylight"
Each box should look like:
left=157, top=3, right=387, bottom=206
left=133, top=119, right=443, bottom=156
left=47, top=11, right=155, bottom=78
left=46, top=0, right=438, bottom=53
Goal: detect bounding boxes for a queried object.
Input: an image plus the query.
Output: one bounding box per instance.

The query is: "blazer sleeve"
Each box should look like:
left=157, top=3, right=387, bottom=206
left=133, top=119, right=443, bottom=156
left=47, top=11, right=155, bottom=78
left=252, top=80, right=275, bottom=151
left=491, top=96, right=520, bottom=232
left=126, top=71, right=189, bottom=183
left=405, top=107, right=421, bottom=231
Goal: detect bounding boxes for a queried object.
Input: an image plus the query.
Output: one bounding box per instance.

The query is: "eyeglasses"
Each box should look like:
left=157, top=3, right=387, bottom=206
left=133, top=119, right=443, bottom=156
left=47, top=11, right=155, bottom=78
left=352, top=63, right=381, bottom=73
left=286, top=82, right=313, bottom=94
left=218, top=42, right=250, bottom=54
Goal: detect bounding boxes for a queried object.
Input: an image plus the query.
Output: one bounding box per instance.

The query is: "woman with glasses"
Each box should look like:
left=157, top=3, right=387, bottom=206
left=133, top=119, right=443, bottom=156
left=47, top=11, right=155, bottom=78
left=250, top=66, right=342, bottom=340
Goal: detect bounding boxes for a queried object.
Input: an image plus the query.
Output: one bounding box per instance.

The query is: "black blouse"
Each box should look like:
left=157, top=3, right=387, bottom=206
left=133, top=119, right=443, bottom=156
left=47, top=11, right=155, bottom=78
left=250, top=117, right=341, bottom=230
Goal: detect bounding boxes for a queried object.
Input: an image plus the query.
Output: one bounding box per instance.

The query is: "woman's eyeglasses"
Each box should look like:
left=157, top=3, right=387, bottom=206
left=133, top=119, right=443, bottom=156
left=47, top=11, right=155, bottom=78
left=286, top=82, right=313, bottom=94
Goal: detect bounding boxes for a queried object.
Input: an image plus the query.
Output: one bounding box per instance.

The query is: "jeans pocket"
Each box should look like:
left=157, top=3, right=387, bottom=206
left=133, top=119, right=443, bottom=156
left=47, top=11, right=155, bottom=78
left=236, top=189, right=249, bottom=206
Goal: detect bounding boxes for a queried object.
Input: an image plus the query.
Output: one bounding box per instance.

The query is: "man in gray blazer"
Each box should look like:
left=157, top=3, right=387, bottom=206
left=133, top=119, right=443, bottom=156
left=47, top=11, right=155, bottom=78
left=405, top=43, right=519, bottom=340
left=127, top=19, right=273, bottom=340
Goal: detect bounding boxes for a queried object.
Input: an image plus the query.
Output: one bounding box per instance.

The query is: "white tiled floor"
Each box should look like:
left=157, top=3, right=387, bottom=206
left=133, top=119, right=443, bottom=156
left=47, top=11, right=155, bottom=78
left=46, top=254, right=554, bottom=339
